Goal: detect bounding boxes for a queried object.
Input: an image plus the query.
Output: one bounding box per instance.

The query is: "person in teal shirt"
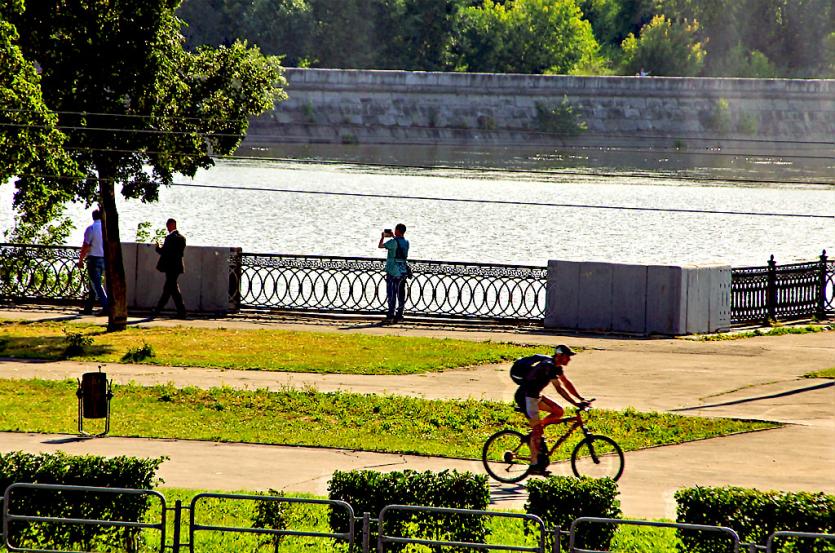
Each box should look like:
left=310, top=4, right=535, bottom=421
left=377, top=223, right=409, bottom=322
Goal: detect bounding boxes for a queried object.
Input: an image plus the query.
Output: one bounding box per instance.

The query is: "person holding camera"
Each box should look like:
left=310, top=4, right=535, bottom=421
left=377, top=223, right=409, bottom=323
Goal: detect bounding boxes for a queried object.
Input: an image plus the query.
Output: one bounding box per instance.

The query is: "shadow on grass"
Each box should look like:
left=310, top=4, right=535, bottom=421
left=0, top=335, right=114, bottom=360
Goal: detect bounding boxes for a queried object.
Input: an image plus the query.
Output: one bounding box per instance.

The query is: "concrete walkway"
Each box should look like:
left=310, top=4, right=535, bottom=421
left=0, top=308, right=833, bottom=519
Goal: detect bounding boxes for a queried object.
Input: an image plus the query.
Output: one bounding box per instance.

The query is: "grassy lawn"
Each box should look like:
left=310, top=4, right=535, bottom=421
left=0, top=379, right=777, bottom=460
left=0, top=320, right=541, bottom=375
left=690, top=324, right=832, bottom=341
left=804, top=367, right=835, bottom=379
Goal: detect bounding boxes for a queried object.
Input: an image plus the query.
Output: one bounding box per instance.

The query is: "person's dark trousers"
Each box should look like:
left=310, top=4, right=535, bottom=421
left=83, top=256, right=108, bottom=313
left=156, top=271, right=186, bottom=316
left=385, top=274, right=406, bottom=318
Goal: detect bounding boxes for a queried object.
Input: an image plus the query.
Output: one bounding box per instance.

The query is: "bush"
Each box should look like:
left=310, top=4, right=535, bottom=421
left=328, top=469, right=490, bottom=552
left=675, top=486, right=835, bottom=553
left=535, top=97, right=587, bottom=136
left=525, top=476, right=622, bottom=551
left=63, top=328, right=93, bottom=357
left=122, top=341, right=156, bottom=362
left=620, top=15, right=705, bottom=76
left=0, top=451, right=164, bottom=552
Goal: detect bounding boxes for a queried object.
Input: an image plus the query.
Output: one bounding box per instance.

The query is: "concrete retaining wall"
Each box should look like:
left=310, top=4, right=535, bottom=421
left=545, top=260, right=731, bottom=335
left=120, top=243, right=233, bottom=314
left=247, top=68, right=835, bottom=153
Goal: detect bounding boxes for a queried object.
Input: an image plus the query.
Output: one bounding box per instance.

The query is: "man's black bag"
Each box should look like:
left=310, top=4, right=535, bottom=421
left=509, top=358, right=529, bottom=384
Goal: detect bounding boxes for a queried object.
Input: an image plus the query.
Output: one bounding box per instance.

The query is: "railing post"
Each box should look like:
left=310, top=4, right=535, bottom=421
left=817, top=250, right=828, bottom=321
left=171, top=499, right=182, bottom=553
left=362, top=512, right=370, bottom=553
left=766, top=255, right=777, bottom=324
left=552, top=526, right=561, bottom=553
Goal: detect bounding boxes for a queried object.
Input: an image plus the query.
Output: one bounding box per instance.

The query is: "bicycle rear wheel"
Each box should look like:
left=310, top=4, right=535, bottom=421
left=482, top=429, right=533, bottom=483
left=571, top=434, right=624, bottom=481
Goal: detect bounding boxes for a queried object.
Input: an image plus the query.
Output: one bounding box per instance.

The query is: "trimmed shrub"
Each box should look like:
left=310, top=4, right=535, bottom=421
left=0, top=451, right=163, bottom=552
left=525, top=476, right=622, bottom=551
left=675, top=486, right=835, bottom=553
left=328, top=469, right=490, bottom=552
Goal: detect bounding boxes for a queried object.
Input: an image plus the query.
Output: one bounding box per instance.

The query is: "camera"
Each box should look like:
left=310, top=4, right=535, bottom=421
left=383, top=228, right=393, bottom=236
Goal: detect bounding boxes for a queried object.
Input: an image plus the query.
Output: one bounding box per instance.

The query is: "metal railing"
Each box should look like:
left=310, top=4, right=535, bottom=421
left=2, top=484, right=833, bottom=553
left=2, top=243, right=833, bottom=326
left=230, top=251, right=547, bottom=321
left=0, top=244, right=86, bottom=304
left=730, top=251, right=833, bottom=325
left=3, top=483, right=166, bottom=553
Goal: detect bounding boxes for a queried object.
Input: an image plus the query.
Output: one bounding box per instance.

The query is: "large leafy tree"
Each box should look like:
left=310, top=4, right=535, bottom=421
left=0, top=0, right=79, bottom=244
left=453, top=0, right=599, bottom=74
left=9, top=0, right=286, bottom=330
left=620, top=14, right=705, bottom=76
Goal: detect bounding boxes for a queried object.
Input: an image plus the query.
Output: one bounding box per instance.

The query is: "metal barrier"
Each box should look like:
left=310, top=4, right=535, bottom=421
left=0, top=244, right=86, bottom=304
left=731, top=251, right=834, bottom=325
left=378, top=504, right=546, bottom=552
left=189, top=492, right=355, bottom=552
left=232, top=252, right=547, bottom=321
left=2, top=483, right=166, bottom=553
left=568, top=517, right=742, bottom=553
left=2, top=484, right=834, bottom=553
left=766, top=531, right=835, bottom=553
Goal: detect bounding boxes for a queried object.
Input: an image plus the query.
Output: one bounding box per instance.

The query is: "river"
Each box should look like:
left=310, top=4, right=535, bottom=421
left=2, top=145, right=833, bottom=267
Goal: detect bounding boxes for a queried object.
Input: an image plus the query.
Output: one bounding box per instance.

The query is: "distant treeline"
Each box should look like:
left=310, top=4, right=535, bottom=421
left=177, top=0, right=834, bottom=78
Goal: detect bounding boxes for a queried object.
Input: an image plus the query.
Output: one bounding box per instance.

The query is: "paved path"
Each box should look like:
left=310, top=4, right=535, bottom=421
left=0, top=308, right=833, bottom=519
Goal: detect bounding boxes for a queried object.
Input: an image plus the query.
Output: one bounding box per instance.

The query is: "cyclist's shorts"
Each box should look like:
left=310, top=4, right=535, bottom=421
left=514, top=387, right=540, bottom=422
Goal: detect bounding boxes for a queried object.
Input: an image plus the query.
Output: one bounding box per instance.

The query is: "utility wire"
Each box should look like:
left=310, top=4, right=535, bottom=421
left=168, top=182, right=835, bottom=220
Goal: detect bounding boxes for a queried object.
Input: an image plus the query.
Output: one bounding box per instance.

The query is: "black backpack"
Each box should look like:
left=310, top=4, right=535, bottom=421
left=509, top=355, right=551, bottom=384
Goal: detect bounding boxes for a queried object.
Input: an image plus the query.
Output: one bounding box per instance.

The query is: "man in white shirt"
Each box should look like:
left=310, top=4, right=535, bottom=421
left=77, top=209, right=108, bottom=315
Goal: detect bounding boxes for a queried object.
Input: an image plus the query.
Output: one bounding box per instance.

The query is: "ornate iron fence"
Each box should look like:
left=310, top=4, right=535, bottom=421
left=0, top=244, right=86, bottom=304
left=730, top=251, right=833, bottom=325
left=229, top=252, right=547, bottom=321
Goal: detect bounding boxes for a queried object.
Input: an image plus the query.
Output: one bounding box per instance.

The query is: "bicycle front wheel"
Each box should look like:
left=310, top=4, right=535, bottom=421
left=482, top=429, right=533, bottom=483
left=571, top=434, right=624, bottom=481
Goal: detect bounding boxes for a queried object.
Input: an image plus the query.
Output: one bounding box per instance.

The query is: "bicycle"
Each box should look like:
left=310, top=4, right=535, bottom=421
left=481, top=399, right=624, bottom=483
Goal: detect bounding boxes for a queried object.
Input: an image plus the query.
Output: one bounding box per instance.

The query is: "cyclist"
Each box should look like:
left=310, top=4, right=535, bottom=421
left=512, top=344, right=589, bottom=475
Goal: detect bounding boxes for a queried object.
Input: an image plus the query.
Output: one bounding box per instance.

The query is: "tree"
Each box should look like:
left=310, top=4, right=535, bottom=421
left=620, top=14, right=705, bottom=76
left=0, top=0, right=79, bottom=244
left=9, top=0, right=286, bottom=330
left=453, top=0, right=599, bottom=74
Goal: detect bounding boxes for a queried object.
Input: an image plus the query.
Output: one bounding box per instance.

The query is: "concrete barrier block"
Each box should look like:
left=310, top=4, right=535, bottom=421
left=646, top=265, right=686, bottom=335
left=577, top=262, right=613, bottom=330
left=120, top=242, right=138, bottom=308
left=709, top=265, right=732, bottom=332
left=545, top=260, right=580, bottom=329
left=685, top=266, right=710, bottom=334
left=131, top=243, right=163, bottom=309
left=612, top=263, right=648, bottom=333
left=198, top=247, right=232, bottom=313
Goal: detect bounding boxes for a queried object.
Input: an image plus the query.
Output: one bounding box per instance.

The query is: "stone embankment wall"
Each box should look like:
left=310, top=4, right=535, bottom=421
left=247, top=68, right=835, bottom=154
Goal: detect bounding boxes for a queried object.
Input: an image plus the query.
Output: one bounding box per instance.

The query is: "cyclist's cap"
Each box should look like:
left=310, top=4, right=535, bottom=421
left=554, top=344, right=575, bottom=357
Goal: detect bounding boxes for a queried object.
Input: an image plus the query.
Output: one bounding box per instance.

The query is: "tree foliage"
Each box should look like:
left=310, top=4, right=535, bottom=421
left=452, top=0, right=599, bottom=74
left=0, top=0, right=78, bottom=244
left=620, top=14, right=705, bottom=76
left=8, top=0, right=286, bottom=329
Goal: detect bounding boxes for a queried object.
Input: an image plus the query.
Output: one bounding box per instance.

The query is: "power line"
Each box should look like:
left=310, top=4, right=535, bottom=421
left=168, top=182, right=835, bottom=220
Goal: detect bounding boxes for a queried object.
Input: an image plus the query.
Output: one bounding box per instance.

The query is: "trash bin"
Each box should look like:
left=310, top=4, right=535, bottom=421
left=80, top=372, right=108, bottom=419
left=77, top=369, right=112, bottom=437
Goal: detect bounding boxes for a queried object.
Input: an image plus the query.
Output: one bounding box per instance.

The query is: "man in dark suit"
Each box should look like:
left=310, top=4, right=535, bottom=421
left=152, top=218, right=187, bottom=318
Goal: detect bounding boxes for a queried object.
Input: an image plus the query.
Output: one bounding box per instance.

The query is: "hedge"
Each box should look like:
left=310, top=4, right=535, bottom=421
left=525, top=476, right=622, bottom=551
left=676, top=486, right=835, bottom=553
left=328, top=469, right=490, bottom=552
left=0, top=451, right=163, bottom=552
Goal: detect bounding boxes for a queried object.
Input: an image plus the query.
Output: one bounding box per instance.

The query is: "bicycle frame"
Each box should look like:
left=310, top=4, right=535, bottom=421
left=541, top=411, right=591, bottom=457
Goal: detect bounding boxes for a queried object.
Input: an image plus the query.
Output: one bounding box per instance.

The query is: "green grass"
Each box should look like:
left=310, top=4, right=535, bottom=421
left=690, top=324, right=831, bottom=341
left=804, top=367, right=835, bottom=379
left=0, top=379, right=777, bottom=460
left=0, top=320, right=541, bottom=375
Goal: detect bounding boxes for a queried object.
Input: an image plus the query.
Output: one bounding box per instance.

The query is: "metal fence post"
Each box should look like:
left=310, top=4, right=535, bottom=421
left=552, top=526, right=561, bottom=553
left=817, top=250, right=828, bottom=320
left=362, top=512, right=371, bottom=553
left=766, top=255, right=777, bottom=323
left=172, top=499, right=182, bottom=553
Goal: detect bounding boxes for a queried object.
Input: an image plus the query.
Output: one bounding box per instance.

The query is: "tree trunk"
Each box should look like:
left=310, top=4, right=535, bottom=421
left=97, top=165, right=128, bottom=332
